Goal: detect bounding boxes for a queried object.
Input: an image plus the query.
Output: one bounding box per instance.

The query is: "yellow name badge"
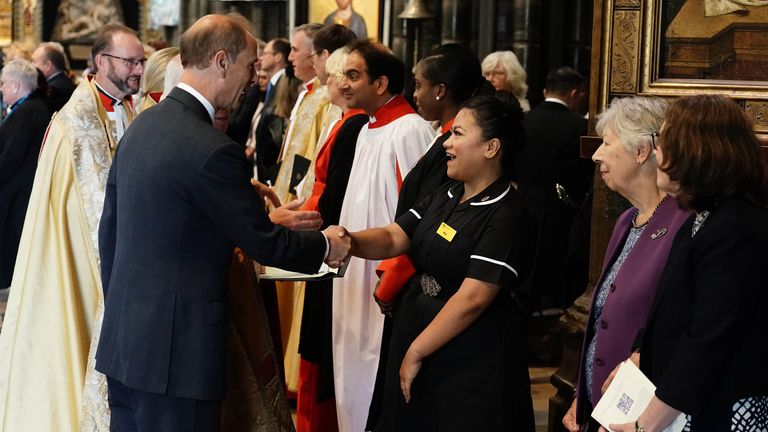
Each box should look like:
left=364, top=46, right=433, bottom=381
left=436, top=222, right=457, bottom=242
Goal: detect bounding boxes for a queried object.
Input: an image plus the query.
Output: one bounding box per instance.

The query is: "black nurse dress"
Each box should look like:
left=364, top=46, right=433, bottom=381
left=373, top=178, right=535, bottom=432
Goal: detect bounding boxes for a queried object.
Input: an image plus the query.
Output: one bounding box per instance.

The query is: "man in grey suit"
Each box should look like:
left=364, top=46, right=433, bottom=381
left=96, top=14, right=349, bottom=431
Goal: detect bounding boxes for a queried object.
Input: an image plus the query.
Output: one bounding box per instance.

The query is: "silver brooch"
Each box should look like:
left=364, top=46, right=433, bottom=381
left=650, top=228, right=667, bottom=239
left=420, top=274, right=442, bottom=297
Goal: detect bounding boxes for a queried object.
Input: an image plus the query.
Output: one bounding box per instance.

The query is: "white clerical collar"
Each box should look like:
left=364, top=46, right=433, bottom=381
left=270, top=68, right=285, bottom=86
left=94, top=80, right=123, bottom=103
left=302, top=76, right=318, bottom=92
left=177, top=82, right=215, bottom=123
left=545, top=97, right=569, bottom=108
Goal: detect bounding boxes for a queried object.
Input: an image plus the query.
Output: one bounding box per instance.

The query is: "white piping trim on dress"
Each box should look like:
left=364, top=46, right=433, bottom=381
left=470, top=255, right=518, bottom=277
left=470, top=184, right=511, bottom=206
left=409, top=209, right=422, bottom=219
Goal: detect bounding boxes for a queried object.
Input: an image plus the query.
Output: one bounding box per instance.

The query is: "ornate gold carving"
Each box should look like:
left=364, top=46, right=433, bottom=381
left=610, top=11, right=640, bottom=94
left=746, top=101, right=768, bottom=132
left=615, top=0, right=641, bottom=8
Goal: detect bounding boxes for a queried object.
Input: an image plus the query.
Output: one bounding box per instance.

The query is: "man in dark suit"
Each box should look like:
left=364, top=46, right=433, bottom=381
left=516, top=66, right=592, bottom=311
left=31, top=42, right=76, bottom=113
left=0, top=59, right=50, bottom=289
left=246, top=37, right=302, bottom=183
left=95, top=14, right=350, bottom=431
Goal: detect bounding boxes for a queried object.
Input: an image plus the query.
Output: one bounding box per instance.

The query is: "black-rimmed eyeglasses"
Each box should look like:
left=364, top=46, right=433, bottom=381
left=102, top=53, right=146, bottom=69
left=643, top=132, right=659, bottom=150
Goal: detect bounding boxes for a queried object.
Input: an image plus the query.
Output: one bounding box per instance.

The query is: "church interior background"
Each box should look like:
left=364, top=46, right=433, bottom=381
left=2, top=1, right=767, bottom=430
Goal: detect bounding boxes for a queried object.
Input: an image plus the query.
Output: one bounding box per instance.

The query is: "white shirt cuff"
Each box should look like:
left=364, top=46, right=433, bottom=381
left=322, top=232, right=330, bottom=260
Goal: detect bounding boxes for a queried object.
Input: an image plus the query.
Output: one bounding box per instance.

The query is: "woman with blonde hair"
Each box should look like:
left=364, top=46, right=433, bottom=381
left=137, top=46, right=179, bottom=113
left=482, top=50, right=530, bottom=111
left=296, top=46, right=369, bottom=431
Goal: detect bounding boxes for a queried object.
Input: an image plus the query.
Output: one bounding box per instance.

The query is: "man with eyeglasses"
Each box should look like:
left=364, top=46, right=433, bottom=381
left=0, top=23, right=144, bottom=432
left=261, top=38, right=292, bottom=105
left=248, top=37, right=301, bottom=183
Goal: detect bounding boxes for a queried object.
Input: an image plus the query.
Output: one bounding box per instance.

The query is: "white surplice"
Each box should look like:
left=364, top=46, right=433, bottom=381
left=332, top=95, right=435, bottom=432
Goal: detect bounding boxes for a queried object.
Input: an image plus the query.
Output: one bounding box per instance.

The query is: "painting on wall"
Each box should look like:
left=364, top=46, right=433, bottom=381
left=0, top=0, right=11, bottom=46
left=52, top=0, right=124, bottom=43
left=596, top=0, right=768, bottom=134
left=659, top=0, right=768, bottom=81
left=309, top=0, right=378, bottom=41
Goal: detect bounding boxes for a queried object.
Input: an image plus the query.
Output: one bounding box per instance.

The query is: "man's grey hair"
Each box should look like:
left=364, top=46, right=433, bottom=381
left=2, top=59, right=39, bottom=92
left=293, top=23, right=324, bottom=44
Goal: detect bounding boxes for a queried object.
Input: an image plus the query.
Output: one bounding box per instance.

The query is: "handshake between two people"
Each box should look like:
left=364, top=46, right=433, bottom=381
left=323, top=225, right=351, bottom=268
left=251, top=179, right=353, bottom=268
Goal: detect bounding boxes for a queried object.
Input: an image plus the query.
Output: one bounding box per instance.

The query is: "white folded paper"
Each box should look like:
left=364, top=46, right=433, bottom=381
left=592, top=360, right=687, bottom=432
left=259, top=261, right=347, bottom=281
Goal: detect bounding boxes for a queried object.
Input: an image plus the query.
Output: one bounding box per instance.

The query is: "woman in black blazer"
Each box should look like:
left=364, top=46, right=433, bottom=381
left=610, top=95, right=768, bottom=431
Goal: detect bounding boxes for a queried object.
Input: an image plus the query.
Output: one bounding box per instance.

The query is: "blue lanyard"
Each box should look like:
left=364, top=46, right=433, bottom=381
left=3, top=93, right=31, bottom=123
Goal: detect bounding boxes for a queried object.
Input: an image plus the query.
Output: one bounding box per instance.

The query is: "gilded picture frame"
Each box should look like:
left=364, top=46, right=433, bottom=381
left=309, top=0, right=379, bottom=41
left=594, top=0, right=768, bottom=132
left=0, top=0, right=11, bottom=46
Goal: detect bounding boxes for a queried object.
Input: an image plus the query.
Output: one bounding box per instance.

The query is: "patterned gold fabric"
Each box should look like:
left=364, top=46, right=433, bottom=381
left=272, top=78, right=335, bottom=206
left=0, top=78, right=126, bottom=432
left=221, top=251, right=295, bottom=432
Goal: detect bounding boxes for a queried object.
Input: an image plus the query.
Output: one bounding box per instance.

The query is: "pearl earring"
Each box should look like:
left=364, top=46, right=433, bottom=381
left=435, top=96, right=440, bottom=101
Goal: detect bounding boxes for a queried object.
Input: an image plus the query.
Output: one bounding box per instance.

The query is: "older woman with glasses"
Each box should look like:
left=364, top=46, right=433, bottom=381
left=608, top=95, right=768, bottom=432
left=562, top=96, right=690, bottom=431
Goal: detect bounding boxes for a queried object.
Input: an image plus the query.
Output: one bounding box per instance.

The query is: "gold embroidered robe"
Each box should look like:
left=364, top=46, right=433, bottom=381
left=0, top=78, right=132, bottom=432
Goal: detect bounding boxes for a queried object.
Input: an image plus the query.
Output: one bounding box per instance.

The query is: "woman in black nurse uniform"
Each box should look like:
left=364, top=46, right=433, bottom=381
left=347, top=95, right=536, bottom=431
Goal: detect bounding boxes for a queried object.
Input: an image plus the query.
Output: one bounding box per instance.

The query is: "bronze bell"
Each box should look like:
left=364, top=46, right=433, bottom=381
left=398, top=0, right=434, bottom=20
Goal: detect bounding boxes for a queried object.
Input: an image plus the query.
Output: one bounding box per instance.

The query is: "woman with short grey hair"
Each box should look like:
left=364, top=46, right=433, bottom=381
left=563, top=96, right=690, bottom=431
left=481, top=51, right=530, bottom=111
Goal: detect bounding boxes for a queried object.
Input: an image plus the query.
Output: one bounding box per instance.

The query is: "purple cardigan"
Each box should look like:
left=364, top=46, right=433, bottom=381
left=575, top=197, right=690, bottom=424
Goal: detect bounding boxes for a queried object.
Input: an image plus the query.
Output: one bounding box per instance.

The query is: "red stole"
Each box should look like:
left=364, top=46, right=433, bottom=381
left=302, top=108, right=367, bottom=212
left=367, top=94, right=415, bottom=129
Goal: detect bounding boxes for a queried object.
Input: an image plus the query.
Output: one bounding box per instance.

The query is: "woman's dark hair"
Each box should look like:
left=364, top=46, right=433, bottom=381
left=660, top=94, right=768, bottom=211
left=418, top=44, right=493, bottom=105
left=459, top=93, right=526, bottom=180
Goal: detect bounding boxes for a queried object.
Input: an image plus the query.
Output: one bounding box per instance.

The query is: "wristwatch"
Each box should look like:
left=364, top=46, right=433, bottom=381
left=635, top=420, right=646, bottom=432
